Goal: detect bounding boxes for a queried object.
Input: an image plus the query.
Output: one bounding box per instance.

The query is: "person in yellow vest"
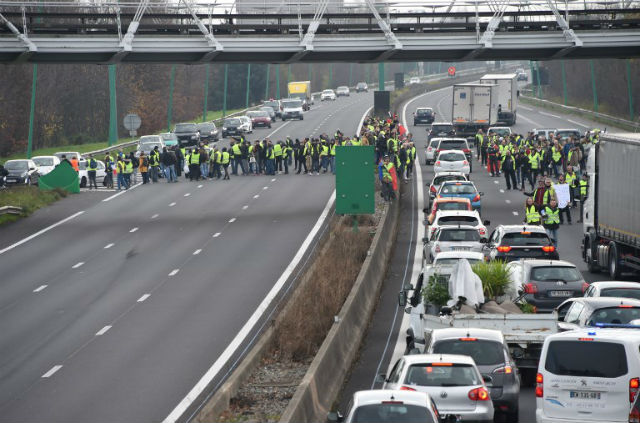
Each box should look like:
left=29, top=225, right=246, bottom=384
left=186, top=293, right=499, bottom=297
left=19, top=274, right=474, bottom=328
left=329, top=140, right=336, bottom=175
left=123, top=156, right=133, bottom=189
left=187, top=148, right=201, bottom=181
left=87, top=154, right=99, bottom=190
left=116, top=157, right=126, bottom=190
left=379, top=155, right=394, bottom=202
left=550, top=143, right=563, bottom=178
left=475, top=129, right=484, bottom=160
left=220, top=147, right=230, bottom=180
left=281, top=141, right=290, bottom=175
left=149, top=146, right=160, bottom=183
left=541, top=199, right=561, bottom=248
left=272, top=141, right=282, bottom=174
left=565, top=165, right=579, bottom=208
left=524, top=196, right=541, bottom=225
left=578, top=173, right=589, bottom=223
left=319, top=141, right=329, bottom=173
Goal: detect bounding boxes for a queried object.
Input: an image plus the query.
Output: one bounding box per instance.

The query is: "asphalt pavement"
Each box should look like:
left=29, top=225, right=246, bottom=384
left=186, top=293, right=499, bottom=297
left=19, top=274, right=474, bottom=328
left=337, top=80, right=631, bottom=423
left=0, top=92, right=373, bottom=423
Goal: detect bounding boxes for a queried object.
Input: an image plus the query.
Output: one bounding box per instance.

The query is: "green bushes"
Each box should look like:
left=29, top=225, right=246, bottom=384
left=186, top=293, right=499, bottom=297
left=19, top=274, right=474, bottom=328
left=472, top=261, right=512, bottom=300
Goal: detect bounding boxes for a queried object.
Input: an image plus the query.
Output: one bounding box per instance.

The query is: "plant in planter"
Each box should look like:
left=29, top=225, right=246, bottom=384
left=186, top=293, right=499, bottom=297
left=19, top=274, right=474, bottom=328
left=471, top=261, right=512, bottom=301
left=422, top=274, right=451, bottom=308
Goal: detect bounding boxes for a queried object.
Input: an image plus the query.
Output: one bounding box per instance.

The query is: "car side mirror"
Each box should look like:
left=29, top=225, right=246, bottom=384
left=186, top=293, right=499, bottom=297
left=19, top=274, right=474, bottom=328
left=483, top=220, right=490, bottom=225
left=404, top=306, right=413, bottom=315
left=29, top=167, right=36, bottom=171
left=398, top=291, right=407, bottom=307
left=403, top=283, right=414, bottom=292
left=327, top=411, right=343, bottom=422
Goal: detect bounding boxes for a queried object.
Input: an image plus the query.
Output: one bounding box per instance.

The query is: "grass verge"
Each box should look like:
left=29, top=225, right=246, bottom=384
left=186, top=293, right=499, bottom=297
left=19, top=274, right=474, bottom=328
left=0, top=186, right=68, bottom=225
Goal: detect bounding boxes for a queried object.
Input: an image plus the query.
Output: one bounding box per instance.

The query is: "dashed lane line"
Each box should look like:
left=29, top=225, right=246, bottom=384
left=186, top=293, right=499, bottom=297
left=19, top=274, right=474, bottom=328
left=95, top=326, right=112, bottom=336
left=33, top=285, right=48, bottom=293
left=228, top=218, right=236, bottom=223
left=168, top=269, right=180, bottom=276
left=42, top=365, right=62, bottom=378
left=104, top=243, right=115, bottom=249
left=137, top=294, right=151, bottom=303
left=72, top=262, right=84, bottom=269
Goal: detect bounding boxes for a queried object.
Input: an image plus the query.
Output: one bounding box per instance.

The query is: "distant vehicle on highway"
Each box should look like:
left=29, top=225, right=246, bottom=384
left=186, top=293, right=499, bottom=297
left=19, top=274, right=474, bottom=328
left=136, top=135, right=165, bottom=157
left=222, top=117, right=243, bottom=138
left=260, top=106, right=276, bottom=120
left=515, top=68, right=527, bottom=81
left=263, top=100, right=282, bottom=118
left=3, top=159, right=40, bottom=186
left=483, top=225, right=558, bottom=262
left=336, top=86, right=350, bottom=97
left=32, top=155, right=60, bottom=176
left=428, top=172, right=468, bottom=202
left=246, top=110, right=272, bottom=128
left=287, top=81, right=312, bottom=110
left=553, top=128, right=581, bottom=141
left=328, top=390, right=441, bottom=423
left=532, top=128, right=556, bottom=140
left=280, top=98, right=304, bottom=121
left=487, top=126, right=512, bottom=139
left=173, top=122, right=200, bottom=146
left=583, top=281, right=640, bottom=299
left=321, top=89, right=337, bottom=101
left=437, top=181, right=483, bottom=213
left=237, top=116, right=254, bottom=133
left=426, top=225, right=485, bottom=262
left=433, top=151, right=470, bottom=179
left=355, top=82, right=368, bottom=93
left=54, top=151, right=84, bottom=163
left=409, top=76, right=421, bottom=85
left=413, top=107, right=435, bottom=126
left=196, top=122, right=219, bottom=142
left=382, top=354, right=494, bottom=423
left=159, top=132, right=179, bottom=147
left=427, top=122, right=456, bottom=141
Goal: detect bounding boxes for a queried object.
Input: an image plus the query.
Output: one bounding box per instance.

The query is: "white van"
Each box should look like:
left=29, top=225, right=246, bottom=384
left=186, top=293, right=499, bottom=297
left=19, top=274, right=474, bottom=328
left=536, top=328, right=640, bottom=423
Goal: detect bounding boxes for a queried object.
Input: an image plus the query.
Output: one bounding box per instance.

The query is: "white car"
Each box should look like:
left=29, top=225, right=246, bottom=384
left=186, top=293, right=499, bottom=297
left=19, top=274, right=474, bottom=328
left=425, top=139, right=438, bottom=165
left=428, top=210, right=489, bottom=240
left=336, top=86, right=350, bottom=97
left=382, top=354, right=494, bottom=422
left=433, top=150, right=470, bottom=177
left=32, top=155, right=60, bottom=176
left=532, top=128, right=556, bottom=141
left=409, top=76, right=421, bottom=85
left=54, top=151, right=85, bottom=164
left=78, top=159, right=106, bottom=188
left=583, top=281, right=640, bottom=299
left=280, top=98, right=304, bottom=121
left=321, top=89, right=337, bottom=101
left=421, top=251, right=485, bottom=282
left=487, top=127, right=512, bottom=139
left=427, top=225, right=486, bottom=262
left=238, top=115, right=253, bottom=133
left=328, top=390, right=440, bottom=423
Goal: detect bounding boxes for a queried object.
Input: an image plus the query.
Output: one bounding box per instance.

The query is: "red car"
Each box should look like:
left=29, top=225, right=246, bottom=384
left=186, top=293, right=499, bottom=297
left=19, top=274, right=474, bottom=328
left=246, top=111, right=272, bottom=128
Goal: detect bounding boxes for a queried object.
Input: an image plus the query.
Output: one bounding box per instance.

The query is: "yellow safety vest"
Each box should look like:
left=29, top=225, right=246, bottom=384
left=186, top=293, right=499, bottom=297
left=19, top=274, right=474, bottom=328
left=190, top=153, right=200, bottom=164
left=273, top=144, right=282, bottom=157
left=526, top=205, right=541, bottom=224
left=232, top=144, right=242, bottom=156
left=544, top=207, right=560, bottom=225
left=580, top=180, right=588, bottom=196
left=221, top=152, right=230, bottom=164
left=565, top=172, right=577, bottom=188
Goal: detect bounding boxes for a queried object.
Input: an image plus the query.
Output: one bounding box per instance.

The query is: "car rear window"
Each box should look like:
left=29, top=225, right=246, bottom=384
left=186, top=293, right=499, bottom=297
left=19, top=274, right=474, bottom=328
left=587, top=307, right=640, bottom=326
left=502, top=232, right=550, bottom=246
left=545, top=340, right=627, bottom=378
left=5, top=161, right=28, bottom=171
left=439, top=140, right=467, bottom=150
left=433, top=340, right=505, bottom=365
left=417, top=109, right=432, bottom=116
left=440, top=184, right=476, bottom=195
left=438, top=152, right=466, bottom=162
left=197, top=124, right=216, bottom=131
left=405, top=363, right=480, bottom=387
left=33, top=157, right=54, bottom=166
left=530, top=266, right=582, bottom=282
left=439, top=229, right=480, bottom=242
left=352, top=404, right=435, bottom=423
left=438, top=202, right=469, bottom=212
left=433, top=175, right=465, bottom=186
left=437, top=216, right=479, bottom=226
left=601, top=288, right=640, bottom=300
left=436, top=258, right=482, bottom=267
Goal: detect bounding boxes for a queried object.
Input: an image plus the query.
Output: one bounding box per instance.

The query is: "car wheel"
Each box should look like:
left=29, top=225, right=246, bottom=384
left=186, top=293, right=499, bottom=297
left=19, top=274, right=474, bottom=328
left=300, top=116, right=304, bottom=120
left=282, top=118, right=286, bottom=122
left=608, top=242, right=621, bottom=279
left=586, top=238, right=599, bottom=273
left=80, top=176, right=87, bottom=188
left=268, top=124, right=272, bottom=128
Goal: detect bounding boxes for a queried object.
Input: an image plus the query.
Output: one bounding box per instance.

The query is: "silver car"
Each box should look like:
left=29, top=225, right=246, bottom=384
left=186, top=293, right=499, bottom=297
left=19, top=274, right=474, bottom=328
left=425, top=139, right=438, bottom=165
left=328, top=390, right=441, bottom=423
left=427, top=225, right=485, bottom=263
left=584, top=281, right=640, bottom=300
left=382, top=354, right=494, bottom=422
left=433, top=150, right=470, bottom=178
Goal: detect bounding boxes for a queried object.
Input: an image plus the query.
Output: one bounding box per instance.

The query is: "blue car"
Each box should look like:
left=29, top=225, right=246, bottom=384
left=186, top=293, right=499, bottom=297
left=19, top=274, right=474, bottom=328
left=436, top=181, right=484, bottom=214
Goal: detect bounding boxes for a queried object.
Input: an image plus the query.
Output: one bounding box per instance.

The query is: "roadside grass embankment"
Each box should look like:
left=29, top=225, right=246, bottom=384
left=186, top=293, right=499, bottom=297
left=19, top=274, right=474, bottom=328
left=0, top=186, right=67, bottom=225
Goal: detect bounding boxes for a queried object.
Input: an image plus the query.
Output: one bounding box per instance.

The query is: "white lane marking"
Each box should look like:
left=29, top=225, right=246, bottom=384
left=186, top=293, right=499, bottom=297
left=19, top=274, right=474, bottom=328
left=42, top=365, right=63, bottom=378
left=540, top=111, right=561, bottom=118
left=228, top=218, right=236, bottom=223
left=197, top=184, right=203, bottom=188
left=95, top=325, right=112, bottom=336
left=102, top=182, right=142, bottom=202
left=104, top=243, right=115, bottom=249
left=253, top=195, right=260, bottom=199
left=242, top=205, right=248, bottom=210
left=513, top=211, right=519, bottom=216
left=152, top=214, right=159, bottom=219
left=163, top=102, right=361, bottom=421
left=494, top=180, right=499, bottom=184
left=500, top=189, right=505, bottom=193
left=212, top=232, right=221, bottom=238
left=137, top=294, right=151, bottom=302
left=0, top=211, right=85, bottom=256
left=184, top=193, right=191, bottom=197
left=518, top=113, right=543, bottom=127
left=33, top=285, right=48, bottom=293
left=506, top=199, right=512, bottom=204
left=72, top=262, right=84, bottom=269
left=263, top=186, right=268, bottom=190
left=193, top=249, right=202, bottom=255
left=168, top=269, right=180, bottom=276
left=567, top=119, right=589, bottom=128
left=129, top=227, right=139, bottom=233
left=169, top=202, right=176, bottom=207
left=271, top=178, right=276, bottom=182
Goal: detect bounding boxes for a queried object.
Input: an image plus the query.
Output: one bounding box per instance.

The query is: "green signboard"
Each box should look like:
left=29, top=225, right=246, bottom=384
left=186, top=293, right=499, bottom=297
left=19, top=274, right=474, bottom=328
left=335, top=146, right=375, bottom=215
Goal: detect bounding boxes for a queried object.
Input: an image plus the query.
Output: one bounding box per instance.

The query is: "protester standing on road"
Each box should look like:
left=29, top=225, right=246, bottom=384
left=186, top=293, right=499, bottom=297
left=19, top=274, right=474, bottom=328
left=104, top=153, right=114, bottom=189
left=139, top=151, right=149, bottom=184
left=379, top=155, right=394, bottom=202
left=87, top=154, right=98, bottom=190
left=128, top=151, right=139, bottom=184
left=578, top=172, right=589, bottom=223
left=541, top=199, right=561, bottom=248
left=501, top=150, right=518, bottom=190
left=221, top=147, right=230, bottom=180
left=557, top=174, right=572, bottom=225
left=149, top=146, right=160, bottom=183
left=524, top=197, right=541, bottom=225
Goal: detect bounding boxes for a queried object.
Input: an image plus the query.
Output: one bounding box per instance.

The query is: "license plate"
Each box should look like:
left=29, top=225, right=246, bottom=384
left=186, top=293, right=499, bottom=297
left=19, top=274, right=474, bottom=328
left=549, top=290, right=572, bottom=297
left=570, top=391, right=602, bottom=400
left=452, top=247, right=470, bottom=251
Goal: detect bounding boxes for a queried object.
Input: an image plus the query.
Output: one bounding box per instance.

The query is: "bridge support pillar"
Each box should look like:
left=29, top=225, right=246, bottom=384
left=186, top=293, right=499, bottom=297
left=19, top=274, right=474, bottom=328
left=627, top=59, right=635, bottom=121
left=203, top=64, right=210, bottom=122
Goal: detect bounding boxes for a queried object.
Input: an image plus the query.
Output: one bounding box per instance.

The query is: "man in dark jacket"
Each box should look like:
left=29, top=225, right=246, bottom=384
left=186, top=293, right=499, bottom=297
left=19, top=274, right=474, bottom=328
left=501, top=150, right=518, bottom=190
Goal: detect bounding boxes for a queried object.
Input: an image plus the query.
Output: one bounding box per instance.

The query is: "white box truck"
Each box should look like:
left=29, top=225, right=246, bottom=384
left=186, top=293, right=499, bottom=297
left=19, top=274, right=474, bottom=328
left=480, top=73, right=518, bottom=125
left=451, top=83, right=499, bottom=139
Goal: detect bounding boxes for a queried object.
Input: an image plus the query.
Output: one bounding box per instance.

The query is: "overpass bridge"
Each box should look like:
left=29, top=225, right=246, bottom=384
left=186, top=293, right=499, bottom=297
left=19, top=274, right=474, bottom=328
left=1, top=0, right=640, bottom=63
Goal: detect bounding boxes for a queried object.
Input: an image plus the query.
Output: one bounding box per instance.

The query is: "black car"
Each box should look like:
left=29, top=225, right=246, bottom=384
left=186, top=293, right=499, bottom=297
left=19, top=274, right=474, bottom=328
left=484, top=225, right=559, bottom=262
left=355, top=82, right=368, bottom=93
left=222, top=117, right=242, bottom=137
left=197, top=122, right=219, bottom=142
left=427, top=122, right=456, bottom=141
left=3, top=159, right=40, bottom=186
left=173, top=123, right=200, bottom=147
left=413, top=107, right=435, bottom=126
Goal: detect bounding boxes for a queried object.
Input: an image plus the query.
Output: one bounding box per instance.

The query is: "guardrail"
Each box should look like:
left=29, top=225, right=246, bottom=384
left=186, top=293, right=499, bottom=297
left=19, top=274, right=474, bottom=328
left=521, top=95, right=640, bottom=131
left=0, top=206, right=23, bottom=215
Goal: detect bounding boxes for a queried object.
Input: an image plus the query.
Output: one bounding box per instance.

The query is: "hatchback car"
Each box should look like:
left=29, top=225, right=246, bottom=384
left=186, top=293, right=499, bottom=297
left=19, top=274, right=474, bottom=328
left=382, top=354, right=494, bottom=422
left=222, top=118, right=242, bottom=137
left=427, top=225, right=485, bottom=262
left=32, top=155, right=60, bottom=176
left=484, top=225, right=559, bottom=262
left=3, top=159, right=40, bottom=186
left=425, top=328, right=520, bottom=421
left=437, top=181, right=483, bottom=213
left=260, top=106, right=276, bottom=120
left=245, top=110, right=272, bottom=128
left=584, top=281, right=640, bottom=300
left=556, top=297, right=640, bottom=332
left=78, top=160, right=106, bottom=188
left=196, top=122, right=219, bottom=142
left=434, top=138, right=472, bottom=163
left=136, top=135, right=165, bottom=157
left=507, top=259, right=587, bottom=312
left=433, top=150, right=470, bottom=177
left=427, top=210, right=489, bottom=240
left=428, top=122, right=456, bottom=141
left=355, top=82, right=368, bottom=93
left=409, top=76, right=421, bottom=85
left=321, top=89, right=337, bottom=101
left=336, top=86, right=350, bottom=97
left=328, top=390, right=441, bottom=423
left=426, top=198, right=472, bottom=225
left=428, top=172, right=468, bottom=201
left=413, top=108, right=435, bottom=126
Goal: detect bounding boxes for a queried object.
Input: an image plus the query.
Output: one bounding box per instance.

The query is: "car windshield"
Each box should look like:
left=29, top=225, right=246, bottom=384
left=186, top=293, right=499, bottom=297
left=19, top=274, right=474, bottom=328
left=437, top=216, right=479, bottom=226
left=438, top=229, right=480, bottom=242
left=439, top=140, right=467, bottom=150
left=141, top=142, right=162, bottom=150
left=322, top=90, right=333, bottom=94
left=435, top=258, right=482, bottom=267
left=433, top=175, right=465, bottom=186
left=264, top=101, right=279, bottom=108
left=545, top=340, right=627, bottom=378
left=405, top=363, right=480, bottom=387
left=352, top=404, right=435, bottom=423
left=433, top=340, right=505, bottom=366
left=282, top=100, right=302, bottom=108
left=337, top=86, right=348, bottom=91
left=197, top=123, right=216, bottom=131
left=432, top=125, right=453, bottom=133
left=175, top=123, right=197, bottom=133
left=225, top=118, right=241, bottom=126
left=260, top=107, right=274, bottom=114
left=530, top=266, right=582, bottom=282
left=247, top=111, right=268, bottom=118
left=601, top=288, right=640, bottom=300
left=357, top=83, right=366, bottom=88
left=440, top=183, right=476, bottom=195
left=416, top=109, right=432, bottom=116
left=438, top=202, right=469, bottom=212
left=556, top=131, right=579, bottom=139
left=587, top=307, right=640, bottom=326
left=5, top=161, right=28, bottom=171
left=502, top=232, right=550, bottom=246
left=489, top=129, right=510, bottom=137
left=161, top=133, right=178, bottom=141
left=33, top=157, right=54, bottom=166
left=438, top=152, right=466, bottom=162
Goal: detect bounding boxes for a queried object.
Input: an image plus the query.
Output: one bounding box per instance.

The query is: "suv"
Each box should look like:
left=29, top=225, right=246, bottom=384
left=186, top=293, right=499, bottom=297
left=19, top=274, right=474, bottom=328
left=484, top=225, right=559, bottom=262
left=507, top=259, right=587, bottom=312
left=173, top=122, right=200, bottom=146
left=355, top=82, right=368, bottom=93
left=281, top=98, right=304, bottom=120
left=413, top=108, right=435, bottom=126
left=222, top=117, right=243, bottom=138
left=434, top=138, right=472, bottom=163
left=427, top=122, right=456, bottom=141
left=196, top=122, right=219, bottom=142
left=425, top=328, right=520, bottom=421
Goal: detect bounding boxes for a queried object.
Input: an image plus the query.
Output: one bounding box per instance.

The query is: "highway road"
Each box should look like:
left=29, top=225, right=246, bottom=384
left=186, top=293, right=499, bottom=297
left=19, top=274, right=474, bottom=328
left=337, top=79, right=631, bottom=422
left=0, top=92, right=373, bottom=422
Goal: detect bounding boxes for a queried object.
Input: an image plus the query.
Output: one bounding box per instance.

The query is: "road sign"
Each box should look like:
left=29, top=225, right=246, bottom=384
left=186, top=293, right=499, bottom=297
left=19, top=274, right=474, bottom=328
left=123, top=113, right=141, bottom=131
left=336, top=146, right=375, bottom=215
left=448, top=66, right=456, bottom=76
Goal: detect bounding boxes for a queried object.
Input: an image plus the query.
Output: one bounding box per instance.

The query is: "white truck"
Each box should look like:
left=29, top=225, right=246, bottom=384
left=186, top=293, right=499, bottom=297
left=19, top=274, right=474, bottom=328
left=451, top=83, right=499, bottom=140
left=480, top=73, right=518, bottom=126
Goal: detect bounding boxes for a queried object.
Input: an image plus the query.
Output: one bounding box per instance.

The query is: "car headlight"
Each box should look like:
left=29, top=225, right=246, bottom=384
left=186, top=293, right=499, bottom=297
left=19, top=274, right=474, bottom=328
left=222, top=127, right=227, bottom=130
